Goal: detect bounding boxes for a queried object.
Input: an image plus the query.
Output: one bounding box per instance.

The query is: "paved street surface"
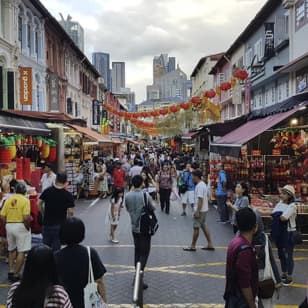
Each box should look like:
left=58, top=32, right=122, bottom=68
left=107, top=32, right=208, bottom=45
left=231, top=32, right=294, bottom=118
left=1, top=197, right=307, bottom=307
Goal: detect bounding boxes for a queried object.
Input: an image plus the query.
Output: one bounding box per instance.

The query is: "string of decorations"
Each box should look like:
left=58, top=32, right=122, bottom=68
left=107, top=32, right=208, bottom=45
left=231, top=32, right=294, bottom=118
left=104, top=69, right=248, bottom=136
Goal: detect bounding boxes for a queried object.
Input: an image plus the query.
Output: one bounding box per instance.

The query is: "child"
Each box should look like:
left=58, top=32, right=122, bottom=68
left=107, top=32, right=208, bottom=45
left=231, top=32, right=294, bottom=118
left=108, top=188, right=124, bottom=243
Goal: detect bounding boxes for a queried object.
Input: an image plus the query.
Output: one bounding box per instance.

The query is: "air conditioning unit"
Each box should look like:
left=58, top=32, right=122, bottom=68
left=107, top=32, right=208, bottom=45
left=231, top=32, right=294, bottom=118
left=282, top=0, right=295, bottom=8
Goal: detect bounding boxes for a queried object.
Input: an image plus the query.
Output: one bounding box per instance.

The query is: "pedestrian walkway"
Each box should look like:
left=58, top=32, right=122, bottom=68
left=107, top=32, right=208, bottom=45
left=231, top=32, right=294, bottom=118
left=0, top=197, right=307, bottom=306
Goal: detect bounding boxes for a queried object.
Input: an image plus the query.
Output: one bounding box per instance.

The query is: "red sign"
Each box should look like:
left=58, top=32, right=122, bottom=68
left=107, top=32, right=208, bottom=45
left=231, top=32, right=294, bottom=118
left=252, top=150, right=261, bottom=156
left=272, top=149, right=281, bottom=155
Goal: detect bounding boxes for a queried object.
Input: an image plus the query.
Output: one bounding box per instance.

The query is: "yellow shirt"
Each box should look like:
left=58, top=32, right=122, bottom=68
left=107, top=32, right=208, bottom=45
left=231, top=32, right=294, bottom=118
left=0, top=194, right=30, bottom=223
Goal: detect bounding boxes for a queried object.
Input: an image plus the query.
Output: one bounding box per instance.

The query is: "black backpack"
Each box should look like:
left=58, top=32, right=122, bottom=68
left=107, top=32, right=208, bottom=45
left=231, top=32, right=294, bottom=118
left=140, top=193, right=159, bottom=236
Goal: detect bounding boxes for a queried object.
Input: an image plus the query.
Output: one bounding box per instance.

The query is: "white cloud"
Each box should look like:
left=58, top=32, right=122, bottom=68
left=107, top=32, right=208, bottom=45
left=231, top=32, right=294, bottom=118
left=41, top=0, right=267, bottom=103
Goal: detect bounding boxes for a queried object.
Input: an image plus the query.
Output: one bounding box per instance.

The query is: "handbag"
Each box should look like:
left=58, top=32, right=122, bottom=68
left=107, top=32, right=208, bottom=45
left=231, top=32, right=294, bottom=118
left=258, top=234, right=276, bottom=299
left=84, top=247, right=108, bottom=308
left=140, top=193, right=159, bottom=236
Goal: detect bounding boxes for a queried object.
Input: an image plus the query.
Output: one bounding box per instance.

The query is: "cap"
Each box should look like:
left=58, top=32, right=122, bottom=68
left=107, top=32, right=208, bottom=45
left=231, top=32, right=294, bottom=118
left=282, top=185, right=295, bottom=198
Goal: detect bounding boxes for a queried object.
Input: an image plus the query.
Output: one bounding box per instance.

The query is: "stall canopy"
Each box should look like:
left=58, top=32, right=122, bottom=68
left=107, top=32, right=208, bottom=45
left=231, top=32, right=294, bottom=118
left=68, top=124, right=114, bottom=144
left=210, top=107, right=302, bottom=157
left=182, top=131, right=200, bottom=140
left=0, top=113, right=51, bottom=136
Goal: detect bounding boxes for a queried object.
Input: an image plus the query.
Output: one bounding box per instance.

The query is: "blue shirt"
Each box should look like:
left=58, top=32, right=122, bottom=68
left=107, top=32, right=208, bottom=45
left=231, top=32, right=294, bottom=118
left=216, top=170, right=227, bottom=196
left=182, top=171, right=195, bottom=191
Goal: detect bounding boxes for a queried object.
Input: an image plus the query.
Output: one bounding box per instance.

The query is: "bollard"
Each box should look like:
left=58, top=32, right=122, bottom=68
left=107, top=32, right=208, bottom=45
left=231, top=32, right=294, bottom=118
left=132, top=262, right=143, bottom=308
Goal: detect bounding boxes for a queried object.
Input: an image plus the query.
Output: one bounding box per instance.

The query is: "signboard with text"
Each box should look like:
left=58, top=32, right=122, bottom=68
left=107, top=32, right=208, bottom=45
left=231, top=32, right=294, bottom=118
left=264, top=22, right=275, bottom=58
left=20, top=67, right=32, bottom=105
left=49, top=73, right=59, bottom=111
left=92, top=100, right=101, bottom=125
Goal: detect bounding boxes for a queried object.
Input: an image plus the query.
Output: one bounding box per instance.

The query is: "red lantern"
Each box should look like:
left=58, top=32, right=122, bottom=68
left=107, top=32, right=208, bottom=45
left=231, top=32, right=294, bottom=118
left=234, top=69, right=248, bottom=80
left=204, top=90, right=216, bottom=99
left=170, top=105, right=179, bottom=113
left=141, top=112, right=148, bottom=118
left=191, top=96, right=201, bottom=105
left=181, top=102, right=190, bottom=110
left=159, top=108, right=168, bottom=115
left=220, top=82, right=231, bottom=91
left=48, top=147, right=57, bottom=162
left=118, top=111, right=125, bottom=117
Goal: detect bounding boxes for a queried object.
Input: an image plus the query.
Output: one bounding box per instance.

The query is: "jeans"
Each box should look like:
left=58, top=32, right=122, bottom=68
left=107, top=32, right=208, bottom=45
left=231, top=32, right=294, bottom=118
left=42, top=225, right=61, bottom=252
left=277, top=232, right=295, bottom=275
left=133, top=232, right=151, bottom=271
left=216, top=195, right=229, bottom=222
left=159, top=188, right=171, bottom=214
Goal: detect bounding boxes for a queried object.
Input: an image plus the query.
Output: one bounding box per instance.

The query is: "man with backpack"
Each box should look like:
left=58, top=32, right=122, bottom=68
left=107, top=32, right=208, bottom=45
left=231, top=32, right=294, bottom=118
left=224, top=207, right=259, bottom=308
left=216, top=163, right=230, bottom=223
left=125, top=175, right=155, bottom=290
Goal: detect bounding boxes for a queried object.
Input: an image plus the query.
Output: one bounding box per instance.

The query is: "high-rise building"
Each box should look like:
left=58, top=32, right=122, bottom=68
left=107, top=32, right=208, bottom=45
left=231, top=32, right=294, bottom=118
left=112, top=62, right=125, bottom=93
left=92, top=52, right=111, bottom=90
left=153, top=54, right=176, bottom=84
left=59, top=14, right=84, bottom=52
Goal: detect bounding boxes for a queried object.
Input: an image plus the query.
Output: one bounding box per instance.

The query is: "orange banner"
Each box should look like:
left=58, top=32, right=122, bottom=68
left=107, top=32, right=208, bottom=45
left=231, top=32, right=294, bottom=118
left=20, top=67, right=32, bottom=105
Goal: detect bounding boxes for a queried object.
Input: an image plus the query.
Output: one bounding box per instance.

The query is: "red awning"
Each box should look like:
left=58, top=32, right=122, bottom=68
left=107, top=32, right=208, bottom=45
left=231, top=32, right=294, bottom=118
left=68, top=124, right=115, bottom=144
left=210, top=107, right=301, bottom=156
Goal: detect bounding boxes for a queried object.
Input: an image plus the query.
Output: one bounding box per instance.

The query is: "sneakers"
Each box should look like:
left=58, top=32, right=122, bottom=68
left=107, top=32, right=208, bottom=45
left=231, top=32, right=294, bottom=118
left=282, top=277, right=293, bottom=286
left=111, top=239, right=119, bottom=244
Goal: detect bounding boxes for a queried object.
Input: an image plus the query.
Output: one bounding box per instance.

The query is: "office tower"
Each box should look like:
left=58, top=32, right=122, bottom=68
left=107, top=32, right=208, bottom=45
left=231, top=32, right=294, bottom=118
left=153, top=54, right=176, bottom=84
left=112, top=62, right=125, bottom=93
left=59, top=14, right=84, bottom=52
left=92, top=52, right=111, bottom=90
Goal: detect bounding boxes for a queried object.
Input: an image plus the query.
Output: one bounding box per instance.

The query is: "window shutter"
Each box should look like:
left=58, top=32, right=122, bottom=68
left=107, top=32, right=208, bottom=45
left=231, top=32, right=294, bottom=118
left=7, top=71, right=15, bottom=109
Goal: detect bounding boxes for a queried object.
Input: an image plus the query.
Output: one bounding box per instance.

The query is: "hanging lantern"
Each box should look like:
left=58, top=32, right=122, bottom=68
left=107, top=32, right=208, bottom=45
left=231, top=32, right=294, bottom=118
left=234, top=69, right=248, bottom=80
left=204, top=89, right=216, bottom=99
left=118, top=111, right=125, bottom=117
left=170, top=105, right=179, bottom=113
left=220, top=82, right=232, bottom=91
left=141, top=112, right=148, bottom=118
left=181, top=102, right=190, bottom=110
left=191, top=96, right=201, bottom=105
left=159, top=108, right=168, bottom=116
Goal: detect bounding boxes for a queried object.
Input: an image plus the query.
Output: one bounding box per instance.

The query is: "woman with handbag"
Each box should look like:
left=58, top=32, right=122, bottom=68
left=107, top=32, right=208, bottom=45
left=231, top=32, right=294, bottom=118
left=7, top=244, right=73, bottom=308
left=56, top=218, right=107, bottom=308
left=257, top=185, right=297, bottom=286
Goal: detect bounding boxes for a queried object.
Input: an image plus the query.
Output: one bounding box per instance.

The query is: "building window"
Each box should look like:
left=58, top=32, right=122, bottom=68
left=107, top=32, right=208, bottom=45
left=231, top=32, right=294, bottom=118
left=254, top=39, right=263, bottom=62
left=36, top=84, right=40, bottom=111
left=27, top=24, right=31, bottom=49
left=245, top=48, right=253, bottom=67
left=296, top=0, right=308, bottom=30
left=18, top=16, right=22, bottom=42
left=35, top=31, right=39, bottom=55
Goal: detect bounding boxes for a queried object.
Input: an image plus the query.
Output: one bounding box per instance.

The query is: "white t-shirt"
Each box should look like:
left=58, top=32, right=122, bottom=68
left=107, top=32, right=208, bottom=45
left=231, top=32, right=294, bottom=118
left=40, top=172, right=56, bottom=192
left=194, top=181, right=209, bottom=212
left=273, top=201, right=297, bottom=232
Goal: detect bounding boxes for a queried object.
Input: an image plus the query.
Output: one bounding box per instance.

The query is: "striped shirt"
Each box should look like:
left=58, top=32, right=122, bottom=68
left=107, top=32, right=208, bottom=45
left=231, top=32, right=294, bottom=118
left=7, top=283, right=73, bottom=308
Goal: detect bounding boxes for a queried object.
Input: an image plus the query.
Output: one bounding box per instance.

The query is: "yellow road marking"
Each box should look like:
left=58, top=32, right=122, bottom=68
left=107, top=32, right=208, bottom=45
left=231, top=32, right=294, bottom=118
left=0, top=284, right=9, bottom=287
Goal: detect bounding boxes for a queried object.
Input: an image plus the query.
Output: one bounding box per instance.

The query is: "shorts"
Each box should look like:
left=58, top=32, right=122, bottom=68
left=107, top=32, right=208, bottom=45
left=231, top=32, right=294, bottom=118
left=181, top=190, right=194, bottom=205
left=193, top=212, right=207, bottom=228
left=6, top=223, right=31, bottom=252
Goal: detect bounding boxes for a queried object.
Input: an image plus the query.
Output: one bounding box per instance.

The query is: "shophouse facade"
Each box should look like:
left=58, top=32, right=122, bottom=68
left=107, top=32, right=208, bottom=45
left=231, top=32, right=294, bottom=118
left=0, top=0, right=19, bottom=110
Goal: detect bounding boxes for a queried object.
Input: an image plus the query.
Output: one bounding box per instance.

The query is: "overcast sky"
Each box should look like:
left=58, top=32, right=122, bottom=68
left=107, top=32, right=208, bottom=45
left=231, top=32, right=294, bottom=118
left=41, top=0, right=267, bottom=103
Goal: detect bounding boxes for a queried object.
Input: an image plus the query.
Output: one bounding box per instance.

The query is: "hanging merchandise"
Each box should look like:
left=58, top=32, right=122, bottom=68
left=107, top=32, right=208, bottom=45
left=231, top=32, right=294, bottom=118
left=16, top=158, right=23, bottom=180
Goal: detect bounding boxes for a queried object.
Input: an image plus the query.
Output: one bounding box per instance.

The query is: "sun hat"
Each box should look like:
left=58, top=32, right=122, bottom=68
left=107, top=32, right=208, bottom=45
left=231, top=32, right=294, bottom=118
left=282, top=185, right=295, bottom=198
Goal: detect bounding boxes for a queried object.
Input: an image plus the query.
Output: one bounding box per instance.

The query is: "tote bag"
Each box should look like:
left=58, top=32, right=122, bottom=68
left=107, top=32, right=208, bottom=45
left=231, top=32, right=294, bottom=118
left=84, top=247, right=108, bottom=308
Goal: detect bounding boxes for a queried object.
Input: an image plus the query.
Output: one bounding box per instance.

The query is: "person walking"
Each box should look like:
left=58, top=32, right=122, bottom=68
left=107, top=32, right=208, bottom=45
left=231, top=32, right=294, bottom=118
left=257, top=185, right=297, bottom=286
left=108, top=188, right=124, bottom=243
left=183, top=170, right=214, bottom=252
left=157, top=163, right=172, bottom=214
left=180, top=163, right=195, bottom=216
left=227, top=182, right=250, bottom=234
left=125, top=175, right=155, bottom=290
left=56, top=218, right=107, bottom=308
left=40, top=163, right=56, bottom=193
left=170, top=166, right=180, bottom=201
left=112, top=161, right=126, bottom=191
left=224, top=207, right=259, bottom=308
left=38, top=172, right=75, bottom=251
left=215, top=163, right=229, bottom=223
left=7, top=244, right=72, bottom=308
left=0, top=183, right=31, bottom=282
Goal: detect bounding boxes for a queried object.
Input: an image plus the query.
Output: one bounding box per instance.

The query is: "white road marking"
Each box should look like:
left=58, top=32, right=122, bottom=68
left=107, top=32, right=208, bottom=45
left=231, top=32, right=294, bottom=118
left=89, top=198, right=100, bottom=209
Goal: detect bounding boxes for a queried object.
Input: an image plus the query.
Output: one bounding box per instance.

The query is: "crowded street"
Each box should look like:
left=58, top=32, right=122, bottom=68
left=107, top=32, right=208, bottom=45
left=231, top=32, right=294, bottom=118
left=1, top=196, right=307, bottom=307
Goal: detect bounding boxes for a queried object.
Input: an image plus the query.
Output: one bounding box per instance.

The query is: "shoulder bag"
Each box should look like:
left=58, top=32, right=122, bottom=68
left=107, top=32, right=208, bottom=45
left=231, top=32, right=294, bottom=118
left=140, top=193, right=159, bottom=236
left=258, top=234, right=276, bottom=299
left=84, top=247, right=108, bottom=308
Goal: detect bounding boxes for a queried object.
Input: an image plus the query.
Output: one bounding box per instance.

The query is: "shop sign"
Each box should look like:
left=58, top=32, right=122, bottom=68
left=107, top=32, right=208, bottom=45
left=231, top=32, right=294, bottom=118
left=252, top=150, right=261, bottom=156
left=20, top=67, right=32, bottom=105
left=272, top=149, right=281, bottom=155
left=49, top=73, right=59, bottom=111
left=264, top=22, right=275, bottom=58
left=92, top=100, right=101, bottom=125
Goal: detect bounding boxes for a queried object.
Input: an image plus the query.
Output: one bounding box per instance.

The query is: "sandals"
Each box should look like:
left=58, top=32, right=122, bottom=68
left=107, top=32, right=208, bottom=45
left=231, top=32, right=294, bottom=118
left=183, top=247, right=196, bottom=252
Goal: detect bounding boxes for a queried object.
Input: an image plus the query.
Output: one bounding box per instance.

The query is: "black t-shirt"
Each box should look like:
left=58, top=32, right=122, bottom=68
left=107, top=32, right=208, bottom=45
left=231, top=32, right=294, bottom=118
left=55, top=245, right=106, bottom=308
left=39, top=186, right=75, bottom=226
